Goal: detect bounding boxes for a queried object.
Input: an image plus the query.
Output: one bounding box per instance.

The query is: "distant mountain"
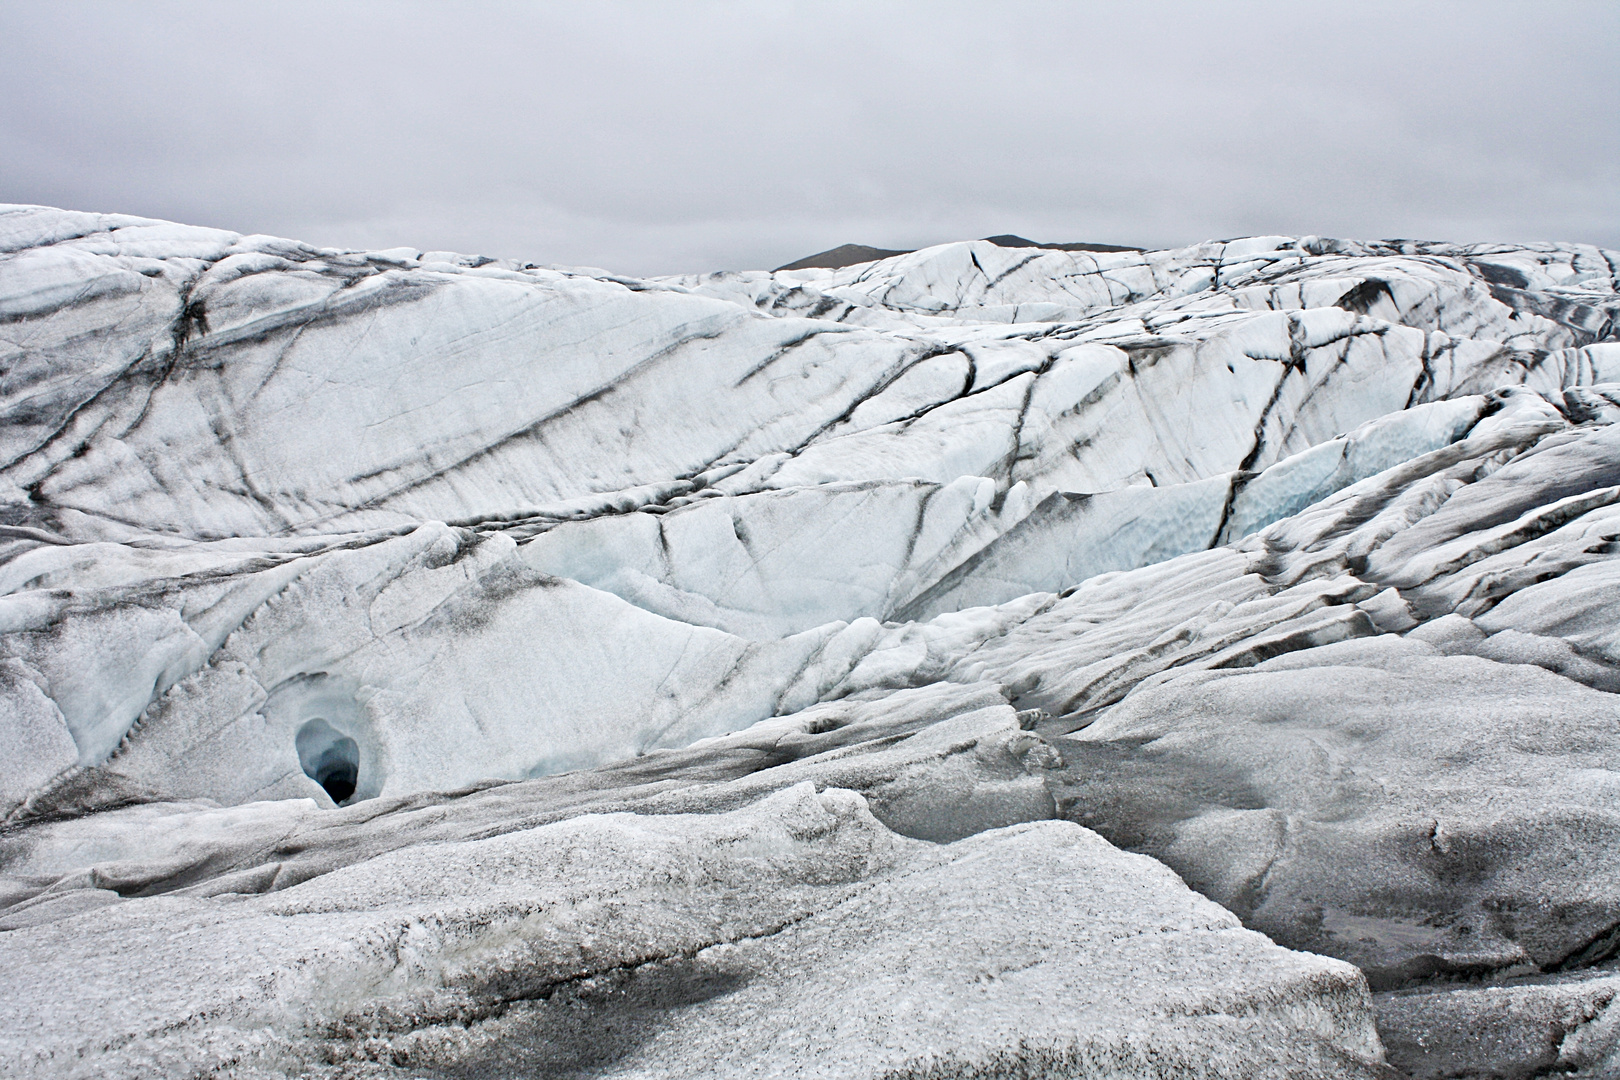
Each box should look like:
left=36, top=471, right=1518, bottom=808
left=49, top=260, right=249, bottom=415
left=978, top=233, right=1141, bottom=253
left=776, top=235, right=1141, bottom=272
left=773, top=242, right=911, bottom=271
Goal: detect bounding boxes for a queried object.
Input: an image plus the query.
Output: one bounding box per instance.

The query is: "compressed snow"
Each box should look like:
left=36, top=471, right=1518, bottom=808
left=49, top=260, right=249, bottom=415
left=3, top=204, right=1619, bottom=1077
left=0, top=782, right=1388, bottom=1079
left=1, top=208, right=1614, bottom=808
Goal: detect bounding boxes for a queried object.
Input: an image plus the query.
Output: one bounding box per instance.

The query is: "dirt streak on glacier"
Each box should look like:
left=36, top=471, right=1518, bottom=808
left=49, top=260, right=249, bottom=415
left=2, top=205, right=1619, bottom=1078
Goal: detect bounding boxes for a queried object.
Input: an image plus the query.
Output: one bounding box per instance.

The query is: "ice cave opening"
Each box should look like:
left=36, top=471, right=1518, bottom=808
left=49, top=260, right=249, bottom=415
left=295, top=718, right=360, bottom=805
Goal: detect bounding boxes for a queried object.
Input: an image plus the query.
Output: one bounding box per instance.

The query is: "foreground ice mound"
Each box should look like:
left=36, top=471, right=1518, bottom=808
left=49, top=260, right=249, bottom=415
left=1, top=782, right=1390, bottom=1079
left=2, top=205, right=1619, bottom=1077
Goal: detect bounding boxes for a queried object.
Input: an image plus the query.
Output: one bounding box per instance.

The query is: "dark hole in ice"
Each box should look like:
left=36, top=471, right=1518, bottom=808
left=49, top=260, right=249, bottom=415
left=295, top=718, right=360, bottom=805
left=316, top=754, right=358, bottom=803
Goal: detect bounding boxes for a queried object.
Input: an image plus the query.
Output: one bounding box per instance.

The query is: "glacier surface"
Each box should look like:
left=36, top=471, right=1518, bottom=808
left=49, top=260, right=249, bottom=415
left=2, top=205, right=1620, bottom=1077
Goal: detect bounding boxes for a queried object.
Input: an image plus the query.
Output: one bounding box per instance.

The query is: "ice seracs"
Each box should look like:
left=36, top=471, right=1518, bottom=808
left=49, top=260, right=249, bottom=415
left=1, top=203, right=1618, bottom=1077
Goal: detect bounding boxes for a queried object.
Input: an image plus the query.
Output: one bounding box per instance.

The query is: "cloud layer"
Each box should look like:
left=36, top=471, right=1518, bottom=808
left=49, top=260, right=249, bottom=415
left=2, top=0, right=1615, bottom=275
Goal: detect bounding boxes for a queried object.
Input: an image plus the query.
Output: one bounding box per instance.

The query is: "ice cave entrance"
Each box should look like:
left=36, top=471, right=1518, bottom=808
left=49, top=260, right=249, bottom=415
left=295, top=718, right=360, bottom=804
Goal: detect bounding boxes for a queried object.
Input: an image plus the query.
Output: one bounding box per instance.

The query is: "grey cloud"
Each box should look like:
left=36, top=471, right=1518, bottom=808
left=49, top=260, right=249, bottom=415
left=0, top=0, right=1614, bottom=275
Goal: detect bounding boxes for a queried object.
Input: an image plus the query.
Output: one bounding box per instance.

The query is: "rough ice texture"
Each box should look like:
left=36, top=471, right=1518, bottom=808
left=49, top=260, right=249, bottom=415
left=2, top=204, right=1619, bottom=1076
left=1, top=782, right=1393, bottom=1079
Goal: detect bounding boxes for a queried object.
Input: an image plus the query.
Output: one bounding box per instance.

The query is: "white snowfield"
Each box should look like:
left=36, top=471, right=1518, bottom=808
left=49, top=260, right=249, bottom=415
left=2, top=204, right=1619, bottom=1077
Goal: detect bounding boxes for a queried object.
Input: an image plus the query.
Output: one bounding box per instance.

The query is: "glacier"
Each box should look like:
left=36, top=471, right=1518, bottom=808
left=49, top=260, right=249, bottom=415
left=2, top=203, right=1619, bottom=1078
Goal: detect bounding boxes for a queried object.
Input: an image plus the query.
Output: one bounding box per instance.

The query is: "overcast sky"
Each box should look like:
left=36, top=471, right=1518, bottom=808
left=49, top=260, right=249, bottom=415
left=2, top=1, right=1615, bottom=276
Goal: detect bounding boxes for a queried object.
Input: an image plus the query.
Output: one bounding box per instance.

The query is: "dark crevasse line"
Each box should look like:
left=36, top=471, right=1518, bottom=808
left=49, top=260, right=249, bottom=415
left=305, top=321, right=740, bottom=528
left=729, top=326, right=854, bottom=387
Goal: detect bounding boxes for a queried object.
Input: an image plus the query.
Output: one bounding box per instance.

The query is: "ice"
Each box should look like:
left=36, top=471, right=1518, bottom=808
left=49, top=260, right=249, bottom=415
left=0, top=781, right=1388, bottom=1079
left=1064, top=634, right=1620, bottom=982
left=1221, top=395, right=1491, bottom=541
left=1, top=206, right=1613, bottom=814
left=898, top=474, right=1235, bottom=618
left=1376, top=970, right=1620, bottom=1078
left=2, top=203, right=1619, bottom=1076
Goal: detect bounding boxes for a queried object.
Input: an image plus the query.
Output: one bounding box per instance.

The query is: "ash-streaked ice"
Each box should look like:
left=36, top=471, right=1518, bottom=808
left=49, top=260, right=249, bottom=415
left=0, top=202, right=1618, bottom=1076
